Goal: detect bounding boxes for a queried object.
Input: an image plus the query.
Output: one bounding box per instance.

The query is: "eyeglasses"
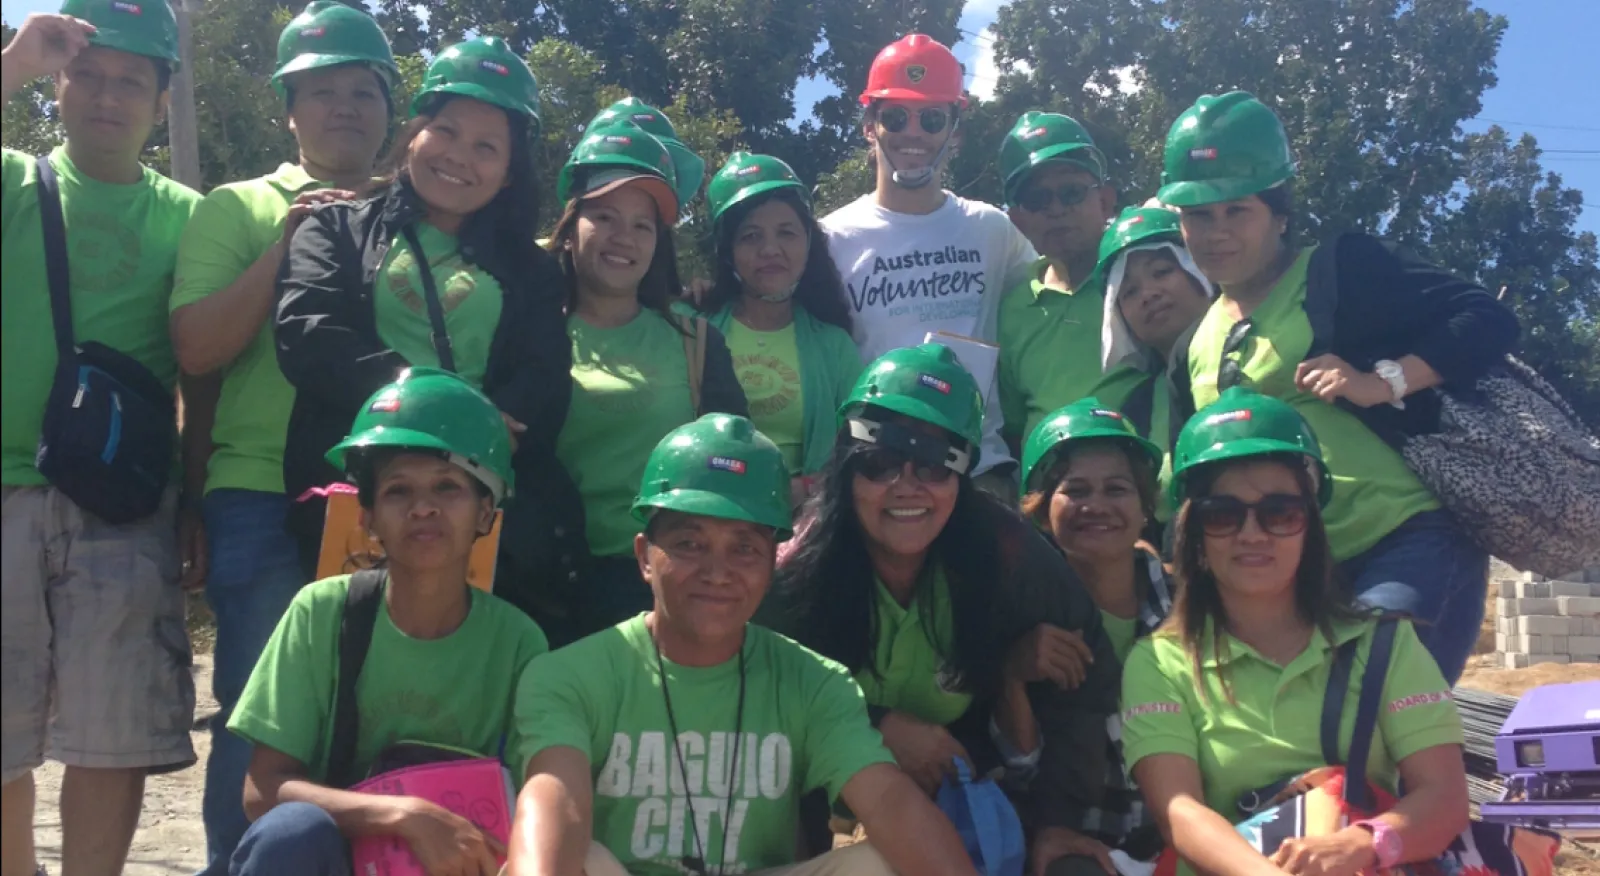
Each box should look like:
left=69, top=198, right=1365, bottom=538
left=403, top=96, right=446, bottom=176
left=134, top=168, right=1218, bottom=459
left=1217, top=318, right=1255, bottom=391
left=1015, top=182, right=1099, bottom=214
left=856, top=447, right=955, bottom=484
left=1194, top=493, right=1309, bottom=537
left=877, top=105, right=950, bottom=135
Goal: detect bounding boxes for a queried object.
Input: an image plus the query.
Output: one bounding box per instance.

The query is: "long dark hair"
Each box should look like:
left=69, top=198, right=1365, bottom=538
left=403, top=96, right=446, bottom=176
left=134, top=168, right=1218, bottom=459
left=698, top=190, right=854, bottom=334
left=1165, top=454, right=1361, bottom=700
left=381, top=95, right=542, bottom=260
left=772, top=431, right=1009, bottom=698
left=546, top=195, right=686, bottom=327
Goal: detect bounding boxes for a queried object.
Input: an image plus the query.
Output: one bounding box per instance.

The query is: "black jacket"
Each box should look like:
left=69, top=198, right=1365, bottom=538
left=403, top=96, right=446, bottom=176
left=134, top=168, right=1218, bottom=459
left=1169, top=233, right=1520, bottom=446
left=772, top=503, right=1120, bottom=832
left=273, top=180, right=572, bottom=575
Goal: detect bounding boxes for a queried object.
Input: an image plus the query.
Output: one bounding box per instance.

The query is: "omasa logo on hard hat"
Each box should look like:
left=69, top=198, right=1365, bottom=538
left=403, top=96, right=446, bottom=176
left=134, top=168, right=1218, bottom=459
left=300, top=26, right=325, bottom=38
left=736, top=163, right=764, bottom=176
left=1022, top=125, right=1049, bottom=139
left=918, top=373, right=953, bottom=394
left=1205, top=409, right=1252, bottom=426
left=479, top=60, right=510, bottom=76
left=1091, top=409, right=1125, bottom=420
left=906, top=64, right=927, bottom=83
left=368, top=394, right=401, bottom=413
left=708, top=456, right=747, bottom=475
left=1120, top=215, right=1145, bottom=229
left=111, top=1, right=142, bottom=14
left=631, top=112, right=656, bottom=124
left=602, top=134, right=632, bottom=145
left=1189, top=147, right=1219, bottom=160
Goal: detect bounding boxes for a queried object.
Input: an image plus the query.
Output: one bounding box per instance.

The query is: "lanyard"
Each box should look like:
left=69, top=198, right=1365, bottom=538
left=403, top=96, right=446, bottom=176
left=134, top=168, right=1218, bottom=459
left=653, top=632, right=747, bottom=876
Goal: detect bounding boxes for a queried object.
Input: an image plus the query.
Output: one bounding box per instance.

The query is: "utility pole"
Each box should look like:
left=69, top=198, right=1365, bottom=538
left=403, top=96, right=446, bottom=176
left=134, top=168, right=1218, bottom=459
left=167, top=0, right=200, bottom=189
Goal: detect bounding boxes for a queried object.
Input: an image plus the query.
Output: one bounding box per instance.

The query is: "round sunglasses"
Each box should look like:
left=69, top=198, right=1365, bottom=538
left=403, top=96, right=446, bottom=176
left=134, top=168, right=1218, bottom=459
left=1016, top=182, right=1099, bottom=214
left=1193, top=493, right=1309, bottom=537
left=877, top=105, right=950, bottom=135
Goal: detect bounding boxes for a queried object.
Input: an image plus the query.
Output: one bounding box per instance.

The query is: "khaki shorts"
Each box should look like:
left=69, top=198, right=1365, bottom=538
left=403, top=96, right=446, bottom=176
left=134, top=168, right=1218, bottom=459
left=1, top=485, right=196, bottom=783
left=579, top=840, right=894, bottom=876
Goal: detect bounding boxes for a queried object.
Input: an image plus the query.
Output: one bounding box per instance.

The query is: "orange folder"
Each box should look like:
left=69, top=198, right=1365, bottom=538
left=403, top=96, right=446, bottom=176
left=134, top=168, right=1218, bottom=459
left=314, top=485, right=501, bottom=592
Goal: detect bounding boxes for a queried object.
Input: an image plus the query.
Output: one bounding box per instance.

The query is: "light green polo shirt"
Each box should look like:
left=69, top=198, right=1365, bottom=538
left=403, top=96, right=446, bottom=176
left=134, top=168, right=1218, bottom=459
left=170, top=163, right=327, bottom=494
left=1187, top=249, right=1439, bottom=560
left=853, top=565, right=973, bottom=727
left=998, top=258, right=1109, bottom=446
left=1120, top=617, right=1462, bottom=830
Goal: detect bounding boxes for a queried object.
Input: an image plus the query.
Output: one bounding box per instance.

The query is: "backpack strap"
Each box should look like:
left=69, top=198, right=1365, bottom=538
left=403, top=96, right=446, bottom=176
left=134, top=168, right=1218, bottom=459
left=1303, top=237, right=1343, bottom=359
left=1342, top=618, right=1399, bottom=811
left=328, top=569, right=386, bottom=788
left=680, top=315, right=707, bottom=415
left=1320, top=630, right=1361, bottom=766
left=400, top=224, right=457, bottom=373
left=34, top=155, right=76, bottom=361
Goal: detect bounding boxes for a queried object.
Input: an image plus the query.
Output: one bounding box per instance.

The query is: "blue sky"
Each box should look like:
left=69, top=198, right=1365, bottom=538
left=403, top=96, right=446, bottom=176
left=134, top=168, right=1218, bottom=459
left=4, top=0, right=1593, bottom=233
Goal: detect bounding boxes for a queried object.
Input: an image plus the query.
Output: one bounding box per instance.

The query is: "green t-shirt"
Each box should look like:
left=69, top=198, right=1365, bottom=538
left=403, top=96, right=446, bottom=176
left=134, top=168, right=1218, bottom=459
left=1101, top=610, right=1139, bottom=664
left=228, top=574, right=549, bottom=782
left=513, top=615, right=894, bottom=875
left=1120, top=618, right=1462, bottom=830
left=556, top=311, right=698, bottom=557
left=997, top=258, right=1108, bottom=446
left=1, top=146, right=198, bottom=486
left=373, top=222, right=502, bottom=387
left=170, top=163, right=325, bottom=494
left=1187, top=249, right=1438, bottom=559
left=854, top=566, right=973, bottom=727
left=724, top=319, right=806, bottom=474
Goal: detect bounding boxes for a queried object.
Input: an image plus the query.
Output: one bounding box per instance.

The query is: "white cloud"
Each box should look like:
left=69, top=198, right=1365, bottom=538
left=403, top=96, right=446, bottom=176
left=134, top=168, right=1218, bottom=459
left=966, top=26, right=1023, bottom=102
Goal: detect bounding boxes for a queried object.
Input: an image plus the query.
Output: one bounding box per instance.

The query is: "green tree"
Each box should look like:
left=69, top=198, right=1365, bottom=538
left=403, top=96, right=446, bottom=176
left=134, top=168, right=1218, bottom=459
left=1424, top=128, right=1600, bottom=426
left=1, top=22, right=63, bottom=159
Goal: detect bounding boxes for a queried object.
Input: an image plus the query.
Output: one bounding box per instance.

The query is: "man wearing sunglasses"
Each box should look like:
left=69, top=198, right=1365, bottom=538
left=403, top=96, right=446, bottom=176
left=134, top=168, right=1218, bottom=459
left=819, top=34, right=1038, bottom=498
left=994, top=112, right=1121, bottom=453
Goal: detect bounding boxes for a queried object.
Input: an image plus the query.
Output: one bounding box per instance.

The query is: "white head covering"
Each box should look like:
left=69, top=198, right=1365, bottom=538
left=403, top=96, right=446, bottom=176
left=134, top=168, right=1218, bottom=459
left=1100, top=241, right=1214, bottom=373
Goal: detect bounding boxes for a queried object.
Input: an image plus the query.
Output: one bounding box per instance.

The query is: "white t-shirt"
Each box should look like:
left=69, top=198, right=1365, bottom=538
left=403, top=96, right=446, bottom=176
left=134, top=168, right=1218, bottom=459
left=821, top=192, right=1038, bottom=474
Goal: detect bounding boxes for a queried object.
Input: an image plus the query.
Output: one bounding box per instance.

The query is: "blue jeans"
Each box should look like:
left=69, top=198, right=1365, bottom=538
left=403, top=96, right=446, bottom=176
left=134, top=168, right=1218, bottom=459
left=230, top=803, right=349, bottom=875
left=199, top=490, right=308, bottom=875
left=1341, top=509, right=1488, bottom=685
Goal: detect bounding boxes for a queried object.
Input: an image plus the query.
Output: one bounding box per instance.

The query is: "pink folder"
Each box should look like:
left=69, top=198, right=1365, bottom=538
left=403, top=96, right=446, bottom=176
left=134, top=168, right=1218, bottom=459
left=349, top=757, right=516, bottom=875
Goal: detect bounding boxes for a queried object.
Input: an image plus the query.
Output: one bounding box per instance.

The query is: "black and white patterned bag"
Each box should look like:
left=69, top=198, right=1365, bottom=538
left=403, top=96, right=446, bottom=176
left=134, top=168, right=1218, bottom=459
left=1401, top=355, right=1600, bottom=577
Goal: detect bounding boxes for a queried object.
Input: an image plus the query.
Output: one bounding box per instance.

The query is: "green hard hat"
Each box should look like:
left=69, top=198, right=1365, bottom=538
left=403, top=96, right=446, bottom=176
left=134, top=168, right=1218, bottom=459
left=840, top=344, right=985, bottom=455
left=1089, top=205, right=1185, bottom=287
left=60, top=0, right=179, bottom=69
left=632, top=413, right=793, bottom=538
left=1158, top=91, right=1295, bottom=207
left=556, top=122, right=678, bottom=210
left=411, top=37, right=541, bottom=127
left=707, top=151, right=810, bottom=230
left=998, top=111, right=1106, bottom=207
left=588, top=97, right=705, bottom=209
left=1169, top=387, right=1331, bottom=507
left=270, top=1, right=398, bottom=98
left=327, top=367, right=515, bottom=507
left=1020, top=398, right=1163, bottom=497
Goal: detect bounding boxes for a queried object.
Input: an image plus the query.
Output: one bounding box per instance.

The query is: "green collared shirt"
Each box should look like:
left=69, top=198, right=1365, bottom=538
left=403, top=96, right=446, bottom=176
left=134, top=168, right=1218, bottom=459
left=997, top=257, right=1110, bottom=446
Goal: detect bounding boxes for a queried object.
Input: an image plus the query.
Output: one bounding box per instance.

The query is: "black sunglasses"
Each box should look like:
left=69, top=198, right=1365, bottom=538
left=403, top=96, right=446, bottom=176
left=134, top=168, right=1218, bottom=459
left=1218, top=317, right=1255, bottom=391
left=1016, top=182, right=1099, bottom=214
left=855, top=447, right=956, bottom=484
left=1194, top=493, right=1309, bottom=537
left=878, top=105, right=949, bottom=135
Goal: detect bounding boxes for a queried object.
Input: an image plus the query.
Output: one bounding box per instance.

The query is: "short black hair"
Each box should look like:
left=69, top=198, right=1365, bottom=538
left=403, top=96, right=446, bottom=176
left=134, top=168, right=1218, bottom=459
left=1256, top=182, right=1295, bottom=242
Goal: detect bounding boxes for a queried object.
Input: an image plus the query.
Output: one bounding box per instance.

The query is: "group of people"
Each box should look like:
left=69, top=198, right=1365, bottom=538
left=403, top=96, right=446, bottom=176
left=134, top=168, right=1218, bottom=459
left=0, top=1, right=1521, bottom=875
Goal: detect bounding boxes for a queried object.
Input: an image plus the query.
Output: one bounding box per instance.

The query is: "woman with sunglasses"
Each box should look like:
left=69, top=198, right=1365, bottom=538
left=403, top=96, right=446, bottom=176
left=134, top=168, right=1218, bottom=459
left=1015, top=398, right=1173, bottom=872
left=275, top=38, right=567, bottom=580
left=771, top=343, right=1121, bottom=876
left=1157, top=91, right=1518, bottom=683
left=542, top=123, right=748, bottom=647
left=697, top=152, right=863, bottom=508
left=1120, top=387, right=1468, bottom=876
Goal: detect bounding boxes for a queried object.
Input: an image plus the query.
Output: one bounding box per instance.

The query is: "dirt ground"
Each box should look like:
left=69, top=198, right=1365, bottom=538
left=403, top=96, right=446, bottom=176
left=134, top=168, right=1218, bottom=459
left=27, top=569, right=1600, bottom=874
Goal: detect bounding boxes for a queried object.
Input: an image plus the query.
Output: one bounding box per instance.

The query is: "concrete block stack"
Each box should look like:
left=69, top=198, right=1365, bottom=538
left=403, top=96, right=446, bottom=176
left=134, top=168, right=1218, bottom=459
left=1494, top=569, right=1600, bottom=668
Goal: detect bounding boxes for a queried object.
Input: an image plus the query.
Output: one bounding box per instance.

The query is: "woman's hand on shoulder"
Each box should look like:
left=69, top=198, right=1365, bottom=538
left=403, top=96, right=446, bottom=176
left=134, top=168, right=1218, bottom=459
left=1006, top=623, right=1093, bottom=690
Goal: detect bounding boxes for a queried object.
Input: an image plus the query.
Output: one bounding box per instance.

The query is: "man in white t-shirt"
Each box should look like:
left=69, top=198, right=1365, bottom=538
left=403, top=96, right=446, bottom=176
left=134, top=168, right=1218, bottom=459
left=820, top=33, right=1037, bottom=492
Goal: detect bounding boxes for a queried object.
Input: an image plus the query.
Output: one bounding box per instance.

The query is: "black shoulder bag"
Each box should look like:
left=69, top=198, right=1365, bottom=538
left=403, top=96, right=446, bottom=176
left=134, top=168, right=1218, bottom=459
left=399, top=224, right=457, bottom=373
left=33, top=155, right=176, bottom=524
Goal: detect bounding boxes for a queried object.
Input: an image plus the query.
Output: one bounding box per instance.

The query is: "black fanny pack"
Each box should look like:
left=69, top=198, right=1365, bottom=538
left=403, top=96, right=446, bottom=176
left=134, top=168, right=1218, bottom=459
left=32, top=155, right=174, bottom=524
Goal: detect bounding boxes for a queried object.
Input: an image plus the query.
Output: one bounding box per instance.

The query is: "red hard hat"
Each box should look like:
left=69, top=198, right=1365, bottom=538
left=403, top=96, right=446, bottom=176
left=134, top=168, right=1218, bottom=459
left=860, top=34, right=968, bottom=107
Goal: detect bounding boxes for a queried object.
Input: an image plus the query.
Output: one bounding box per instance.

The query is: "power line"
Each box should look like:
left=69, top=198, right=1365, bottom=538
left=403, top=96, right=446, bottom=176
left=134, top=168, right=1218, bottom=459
left=1472, top=117, right=1600, bottom=133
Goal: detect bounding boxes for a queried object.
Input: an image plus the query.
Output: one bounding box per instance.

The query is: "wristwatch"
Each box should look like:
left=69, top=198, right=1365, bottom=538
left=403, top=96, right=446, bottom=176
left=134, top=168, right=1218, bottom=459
left=1374, top=359, right=1407, bottom=408
left=1353, top=818, right=1403, bottom=869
